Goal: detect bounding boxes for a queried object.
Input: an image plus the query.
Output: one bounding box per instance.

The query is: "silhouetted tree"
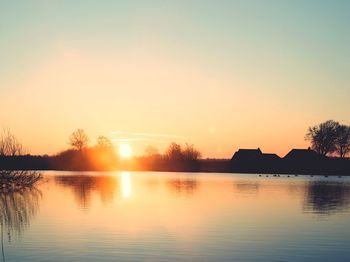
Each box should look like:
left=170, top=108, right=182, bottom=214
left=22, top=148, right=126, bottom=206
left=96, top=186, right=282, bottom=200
left=69, top=129, right=89, bottom=151
left=0, top=128, right=24, bottom=156
left=183, top=143, right=201, bottom=161
left=96, top=136, right=113, bottom=149
left=164, top=142, right=183, bottom=161
left=164, top=142, right=201, bottom=161
left=306, top=120, right=339, bottom=156
left=92, top=136, right=118, bottom=170
left=335, top=125, right=350, bottom=158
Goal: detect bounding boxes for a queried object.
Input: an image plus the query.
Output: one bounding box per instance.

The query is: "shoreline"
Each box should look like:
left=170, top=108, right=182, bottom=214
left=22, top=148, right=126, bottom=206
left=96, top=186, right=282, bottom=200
left=1, top=168, right=349, bottom=176
left=1, top=156, right=349, bottom=176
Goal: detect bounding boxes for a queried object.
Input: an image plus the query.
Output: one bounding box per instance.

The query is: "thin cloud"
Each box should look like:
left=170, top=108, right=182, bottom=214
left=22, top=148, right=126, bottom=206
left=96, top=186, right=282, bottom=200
left=112, top=138, right=160, bottom=142
left=110, top=130, right=186, bottom=144
left=133, top=132, right=186, bottom=139
left=111, top=130, right=186, bottom=139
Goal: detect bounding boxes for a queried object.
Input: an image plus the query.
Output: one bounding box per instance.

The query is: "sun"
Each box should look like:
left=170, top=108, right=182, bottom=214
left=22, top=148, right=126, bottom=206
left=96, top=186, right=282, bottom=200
left=119, top=143, right=132, bottom=158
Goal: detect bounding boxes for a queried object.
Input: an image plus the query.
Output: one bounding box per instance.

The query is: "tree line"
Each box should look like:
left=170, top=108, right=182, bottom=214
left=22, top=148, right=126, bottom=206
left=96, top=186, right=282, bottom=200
left=50, top=129, right=201, bottom=171
left=0, top=120, right=349, bottom=166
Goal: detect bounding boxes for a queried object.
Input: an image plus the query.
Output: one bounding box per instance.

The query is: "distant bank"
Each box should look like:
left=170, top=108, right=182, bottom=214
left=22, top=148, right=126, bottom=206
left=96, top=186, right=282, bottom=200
left=0, top=148, right=349, bottom=175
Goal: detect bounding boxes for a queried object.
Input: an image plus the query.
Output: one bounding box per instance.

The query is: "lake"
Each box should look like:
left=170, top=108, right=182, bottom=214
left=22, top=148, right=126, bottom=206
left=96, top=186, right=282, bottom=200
left=1, top=171, right=350, bottom=262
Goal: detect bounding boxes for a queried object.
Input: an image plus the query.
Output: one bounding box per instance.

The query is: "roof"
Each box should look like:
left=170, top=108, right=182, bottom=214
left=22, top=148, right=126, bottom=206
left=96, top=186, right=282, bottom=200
left=231, top=148, right=262, bottom=161
left=284, top=149, right=322, bottom=160
left=261, top=153, right=281, bottom=161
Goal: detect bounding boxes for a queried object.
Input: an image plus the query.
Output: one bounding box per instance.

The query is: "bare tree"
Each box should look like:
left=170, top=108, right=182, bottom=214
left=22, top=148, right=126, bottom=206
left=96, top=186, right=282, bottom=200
left=305, top=120, right=339, bottom=156
left=164, top=143, right=183, bottom=161
left=164, top=142, right=201, bottom=161
left=183, top=143, right=201, bottom=161
left=335, top=125, right=350, bottom=158
left=69, top=129, right=89, bottom=151
left=96, top=136, right=113, bottom=149
left=0, top=128, right=24, bottom=156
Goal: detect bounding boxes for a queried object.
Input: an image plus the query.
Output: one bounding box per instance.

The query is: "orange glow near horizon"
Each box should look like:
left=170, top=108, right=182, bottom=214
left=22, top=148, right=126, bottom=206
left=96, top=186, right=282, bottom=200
left=0, top=49, right=315, bottom=158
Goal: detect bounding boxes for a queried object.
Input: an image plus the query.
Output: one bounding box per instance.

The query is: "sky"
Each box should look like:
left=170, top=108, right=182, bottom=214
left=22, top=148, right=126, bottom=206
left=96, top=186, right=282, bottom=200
left=0, top=0, right=349, bottom=158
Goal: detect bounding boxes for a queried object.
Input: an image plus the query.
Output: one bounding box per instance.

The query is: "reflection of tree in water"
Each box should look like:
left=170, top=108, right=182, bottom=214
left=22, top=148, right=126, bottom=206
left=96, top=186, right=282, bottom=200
left=235, top=181, right=260, bottom=195
left=304, top=181, right=350, bottom=215
left=0, top=171, right=42, bottom=261
left=0, top=186, right=42, bottom=242
left=167, top=178, right=198, bottom=195
left=55, top=175, right=118, bottom=209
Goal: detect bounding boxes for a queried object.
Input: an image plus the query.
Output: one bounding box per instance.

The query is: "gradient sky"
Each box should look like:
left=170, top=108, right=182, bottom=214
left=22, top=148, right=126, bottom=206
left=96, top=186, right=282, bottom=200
left=1, top=0, right=349, bottom=158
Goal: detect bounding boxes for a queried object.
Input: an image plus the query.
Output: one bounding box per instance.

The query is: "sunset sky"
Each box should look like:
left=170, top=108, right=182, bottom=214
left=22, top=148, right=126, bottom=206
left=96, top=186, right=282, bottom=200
left=1, top=0, right=349, bottom=158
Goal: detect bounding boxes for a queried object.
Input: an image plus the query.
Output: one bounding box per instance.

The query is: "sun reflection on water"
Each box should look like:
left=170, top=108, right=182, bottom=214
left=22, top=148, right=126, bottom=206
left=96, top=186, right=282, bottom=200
left=121, top=172, right=131, bottom=198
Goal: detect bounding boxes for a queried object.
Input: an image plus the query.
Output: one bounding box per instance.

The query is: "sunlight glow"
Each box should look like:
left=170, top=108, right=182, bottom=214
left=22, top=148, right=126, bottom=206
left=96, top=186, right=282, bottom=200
left=121, top=172, right=131, bottom=198
left=119, top=144, right=132, bottom=158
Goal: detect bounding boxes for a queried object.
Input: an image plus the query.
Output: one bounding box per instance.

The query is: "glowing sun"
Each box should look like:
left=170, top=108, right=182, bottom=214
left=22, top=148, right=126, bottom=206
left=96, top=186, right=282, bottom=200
left=119, top=144, right=132, bottom=158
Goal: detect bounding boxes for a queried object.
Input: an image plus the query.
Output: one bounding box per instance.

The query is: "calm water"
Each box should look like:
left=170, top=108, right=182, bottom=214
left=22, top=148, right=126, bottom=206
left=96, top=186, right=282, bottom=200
left=1, top=171, right=350, bottom=262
